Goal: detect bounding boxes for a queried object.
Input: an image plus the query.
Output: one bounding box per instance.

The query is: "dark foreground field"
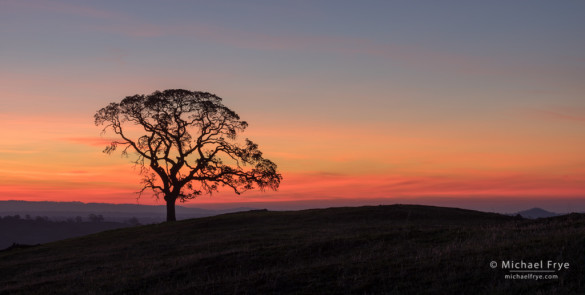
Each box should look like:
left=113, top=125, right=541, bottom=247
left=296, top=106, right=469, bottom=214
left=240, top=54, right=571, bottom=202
left=1, top=205, right=584, bottom=294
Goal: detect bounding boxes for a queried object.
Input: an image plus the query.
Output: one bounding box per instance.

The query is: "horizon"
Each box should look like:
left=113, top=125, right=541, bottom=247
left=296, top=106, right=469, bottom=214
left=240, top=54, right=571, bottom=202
left=1, top=198, right=582, bottom=215
left=1, top=1, right=584, bottom=211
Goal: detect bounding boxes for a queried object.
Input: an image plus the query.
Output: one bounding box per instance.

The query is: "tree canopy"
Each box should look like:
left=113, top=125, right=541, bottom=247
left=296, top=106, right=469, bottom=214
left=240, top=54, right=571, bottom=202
left=95, top=89, right=282, bottom=221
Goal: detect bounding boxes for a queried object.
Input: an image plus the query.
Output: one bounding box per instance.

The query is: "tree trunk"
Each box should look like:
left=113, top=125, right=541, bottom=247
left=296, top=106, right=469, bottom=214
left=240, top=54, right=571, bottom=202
left=166, top=197, right=177, bottom=222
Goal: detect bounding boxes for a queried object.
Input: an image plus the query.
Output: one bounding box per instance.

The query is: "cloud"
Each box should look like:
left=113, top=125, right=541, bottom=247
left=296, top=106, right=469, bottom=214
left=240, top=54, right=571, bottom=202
left=275, top=171, right=585, bottom=200
left=61, top=137, right=116, bottom=147
left=270, top=152, right=311, bottom=160
left=8, top=0, right=572, bottom=80
left=153, top=23, right=489, bottom=75
left=6, top=0, right=582, bottom=83
left=2, top=0, right=500, bottom=76
left=0, top=149, right=39, bottom=154
left=528, top=108, right=585, bottom=124
left=0, top=168, right=94, bottom=178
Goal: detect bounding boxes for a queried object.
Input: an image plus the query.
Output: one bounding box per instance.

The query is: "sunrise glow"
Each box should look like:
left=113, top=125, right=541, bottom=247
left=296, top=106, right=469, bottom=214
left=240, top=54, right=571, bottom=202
left=1, top=1, right=584, bottom=212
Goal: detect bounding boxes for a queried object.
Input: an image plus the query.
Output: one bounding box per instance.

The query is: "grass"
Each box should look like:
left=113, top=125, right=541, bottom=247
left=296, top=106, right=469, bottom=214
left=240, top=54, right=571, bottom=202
left=0, top=204, right=583, bottom=294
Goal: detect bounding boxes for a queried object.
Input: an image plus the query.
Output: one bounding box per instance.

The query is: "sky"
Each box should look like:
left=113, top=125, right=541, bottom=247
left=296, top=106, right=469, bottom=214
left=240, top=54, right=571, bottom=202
left=1, top=0, right=584, bottom=213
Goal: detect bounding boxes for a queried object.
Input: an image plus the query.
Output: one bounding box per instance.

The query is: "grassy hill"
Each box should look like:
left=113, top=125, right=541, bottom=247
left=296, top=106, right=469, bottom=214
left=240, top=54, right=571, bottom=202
left=0, top=205, right=583, bottom=294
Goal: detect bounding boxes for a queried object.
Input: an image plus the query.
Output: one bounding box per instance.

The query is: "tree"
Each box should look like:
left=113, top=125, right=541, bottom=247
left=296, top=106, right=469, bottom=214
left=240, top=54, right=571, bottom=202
left=95, top=89, right=282, bottom=221
left=88, top=214, right=104, bottom=223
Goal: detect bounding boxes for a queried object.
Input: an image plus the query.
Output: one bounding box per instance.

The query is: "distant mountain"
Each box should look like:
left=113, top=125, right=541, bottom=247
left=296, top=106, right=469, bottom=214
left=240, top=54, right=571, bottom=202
left=516, top=207, right=559, bottom=219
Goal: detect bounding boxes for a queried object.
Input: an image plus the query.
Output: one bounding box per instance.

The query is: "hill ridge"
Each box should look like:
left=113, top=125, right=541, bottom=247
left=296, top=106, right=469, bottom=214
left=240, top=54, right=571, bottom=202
left=1, top=204, right=583, bottom=294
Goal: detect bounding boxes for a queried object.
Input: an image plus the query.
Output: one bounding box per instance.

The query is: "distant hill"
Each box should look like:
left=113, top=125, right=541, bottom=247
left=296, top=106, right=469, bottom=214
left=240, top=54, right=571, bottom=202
left=1, top=204, right=583, bottom=294
left=516, top=207, right=559, bottom=219
left=0, top=200, right=249, bottom=223
left=0, top=201, right=257, bottom=249
left=0, top=216, right=132, bottom=249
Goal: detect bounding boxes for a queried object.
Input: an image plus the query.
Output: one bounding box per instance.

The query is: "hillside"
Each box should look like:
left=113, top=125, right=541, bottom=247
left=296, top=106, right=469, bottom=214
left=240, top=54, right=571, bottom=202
left=0, top=205, right=583, bottom=294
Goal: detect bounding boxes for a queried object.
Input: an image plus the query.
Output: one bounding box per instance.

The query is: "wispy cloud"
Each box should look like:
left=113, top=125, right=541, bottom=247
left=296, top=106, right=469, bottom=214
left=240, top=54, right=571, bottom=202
left=103, top=21, right=577, bottom=81
left=529, top=108, right=585, bottom=123
left=0, top=168, right=89, bottom=176
left=0, top=149, right=39, bottom=154
left=2, top=0, right=513, bottom=77
left=276, top=171, right=585, bottom=200
left=537, top=110, right=585, bottom=122
left=61, top=137, right=116, bottom=147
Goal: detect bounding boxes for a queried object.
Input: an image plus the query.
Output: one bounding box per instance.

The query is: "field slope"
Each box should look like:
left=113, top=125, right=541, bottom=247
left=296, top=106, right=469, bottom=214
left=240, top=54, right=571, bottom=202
left=0, top=205, right=584, bottom=294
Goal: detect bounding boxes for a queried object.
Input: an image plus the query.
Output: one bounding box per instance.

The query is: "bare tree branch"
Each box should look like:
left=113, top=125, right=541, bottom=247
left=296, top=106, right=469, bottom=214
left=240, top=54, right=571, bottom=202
left=95, top=89, right=282, bottom=221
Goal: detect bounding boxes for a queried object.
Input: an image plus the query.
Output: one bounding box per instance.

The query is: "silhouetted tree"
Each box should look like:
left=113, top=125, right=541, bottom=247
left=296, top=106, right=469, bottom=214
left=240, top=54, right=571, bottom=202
left=88, top=214, right=104, bottom=223
left=125, top=217, right=141, bottom=226
left=95, top=89, right=282, bottom=221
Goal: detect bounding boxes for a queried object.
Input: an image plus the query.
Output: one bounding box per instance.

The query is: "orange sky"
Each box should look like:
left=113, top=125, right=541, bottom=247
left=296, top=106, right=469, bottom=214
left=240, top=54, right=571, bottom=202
left=0, top=111, right=583, bottom=212
left=1, top=1, right=584, bottom=212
